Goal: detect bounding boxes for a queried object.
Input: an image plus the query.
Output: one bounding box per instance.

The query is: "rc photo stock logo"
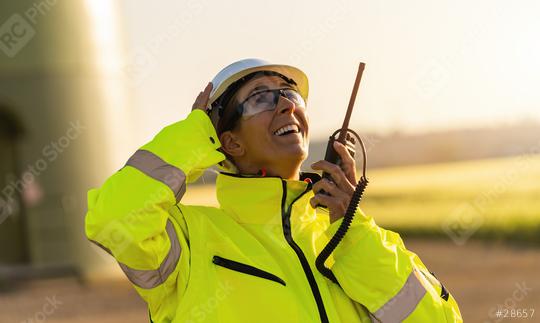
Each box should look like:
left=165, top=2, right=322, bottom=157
left=442, top=202, right=483, bottom=245
left=0, top=1, right=57, bottom=58
left=0, top=14, right=35, bottom=57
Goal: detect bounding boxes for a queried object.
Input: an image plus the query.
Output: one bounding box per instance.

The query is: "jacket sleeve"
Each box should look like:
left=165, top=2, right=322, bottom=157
left=85, top=109, right=225, bottom=306
left=324, top=208, right=463, bottom=322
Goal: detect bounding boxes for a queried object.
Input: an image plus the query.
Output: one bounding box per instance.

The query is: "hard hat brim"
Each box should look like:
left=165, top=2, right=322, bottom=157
left=208, top=63, right=309, bottom=107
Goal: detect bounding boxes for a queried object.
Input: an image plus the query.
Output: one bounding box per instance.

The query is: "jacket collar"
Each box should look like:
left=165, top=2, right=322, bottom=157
left=215, top=171, right=321, bottom=225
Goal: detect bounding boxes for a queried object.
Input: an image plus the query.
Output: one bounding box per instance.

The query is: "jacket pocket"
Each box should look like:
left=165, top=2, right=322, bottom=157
left=212, top=255, right=286, bottom=286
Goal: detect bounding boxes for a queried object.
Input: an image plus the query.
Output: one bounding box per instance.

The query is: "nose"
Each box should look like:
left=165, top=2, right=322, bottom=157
left=275, top=94, right=296, bottom=115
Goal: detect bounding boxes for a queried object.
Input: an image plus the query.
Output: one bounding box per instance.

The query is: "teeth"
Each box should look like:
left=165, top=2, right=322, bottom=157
left=274, top=124, right=299, bottom=136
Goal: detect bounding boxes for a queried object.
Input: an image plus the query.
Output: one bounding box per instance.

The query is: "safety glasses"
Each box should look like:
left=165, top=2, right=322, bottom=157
left=236, top=88, right=306, bottom=118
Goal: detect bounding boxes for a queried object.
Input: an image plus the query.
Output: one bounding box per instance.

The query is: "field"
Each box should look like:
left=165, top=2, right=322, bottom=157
left=184, top=155, right=540, bottom=244
left=361, top=154, right=540, bottom=244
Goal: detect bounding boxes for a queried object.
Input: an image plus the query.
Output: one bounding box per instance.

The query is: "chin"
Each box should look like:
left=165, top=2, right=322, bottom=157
left=281, top=145, right=308, bottom=162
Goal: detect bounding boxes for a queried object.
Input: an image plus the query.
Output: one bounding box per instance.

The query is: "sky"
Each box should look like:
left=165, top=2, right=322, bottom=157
left=117, top=0, right=540, bottom=142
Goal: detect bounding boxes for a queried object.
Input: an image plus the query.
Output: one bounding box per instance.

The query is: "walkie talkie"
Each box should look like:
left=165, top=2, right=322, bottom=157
left=316, top=62, right=369, bottom=286
left=322, top=62, right=365, bottom=180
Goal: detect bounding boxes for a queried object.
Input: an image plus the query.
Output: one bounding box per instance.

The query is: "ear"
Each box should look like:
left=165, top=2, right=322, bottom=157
left=219, top=130, right=245, bottom=157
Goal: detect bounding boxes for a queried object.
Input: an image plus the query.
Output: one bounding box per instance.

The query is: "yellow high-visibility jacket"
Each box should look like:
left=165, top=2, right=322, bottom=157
left=85, top=109, right=463, bottom=323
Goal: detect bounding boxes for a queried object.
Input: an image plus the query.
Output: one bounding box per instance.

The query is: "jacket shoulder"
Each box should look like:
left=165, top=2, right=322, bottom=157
left=173, top=203, right=226, bottom=225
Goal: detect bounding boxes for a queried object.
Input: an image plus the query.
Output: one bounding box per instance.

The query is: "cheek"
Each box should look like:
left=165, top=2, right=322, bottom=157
left=244, top=114, right=272, bottom=135
left=239, top=117, right=272, bottom=147
left=297, top=111, right=309, bottom=133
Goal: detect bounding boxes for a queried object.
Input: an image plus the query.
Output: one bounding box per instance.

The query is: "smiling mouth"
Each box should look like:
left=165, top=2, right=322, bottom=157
left=273, top=124, right=301, bottom=136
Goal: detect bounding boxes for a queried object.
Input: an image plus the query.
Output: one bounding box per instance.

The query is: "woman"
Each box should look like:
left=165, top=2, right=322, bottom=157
left=85, top=58, right=462, bottom=322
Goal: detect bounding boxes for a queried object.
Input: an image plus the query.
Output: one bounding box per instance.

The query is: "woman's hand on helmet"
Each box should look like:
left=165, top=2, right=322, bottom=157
left=309, top=141, right=358, bottom=223
left=192, top=82, right=213, bottom=112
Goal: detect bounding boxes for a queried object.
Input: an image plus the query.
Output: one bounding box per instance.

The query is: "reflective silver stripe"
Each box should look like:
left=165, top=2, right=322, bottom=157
left=90, top=219, right=182, bottom=289
left=90, top=239, right=113, bottom=255
left=119, top=220, right=181, bottom=289
left=368, top=312, right=381, bottom=323
left=125, top=149, right=187, bottom=203
left=373, top=268, right=427, bottom=322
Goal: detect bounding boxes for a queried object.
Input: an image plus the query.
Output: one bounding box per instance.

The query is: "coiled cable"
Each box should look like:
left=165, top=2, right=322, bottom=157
left=315, top=128, right=368, bottom=286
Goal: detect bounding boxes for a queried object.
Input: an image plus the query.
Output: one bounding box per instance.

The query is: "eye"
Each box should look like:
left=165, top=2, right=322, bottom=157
left=255, top=91, right=273, bottom=104
left=247, top=92, right=273, bottom=110
left=285, top=90, right=305, bottom=107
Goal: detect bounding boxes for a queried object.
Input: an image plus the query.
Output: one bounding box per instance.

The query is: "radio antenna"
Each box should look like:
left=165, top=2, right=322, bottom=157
left=337, top=62, right=365, bottom=143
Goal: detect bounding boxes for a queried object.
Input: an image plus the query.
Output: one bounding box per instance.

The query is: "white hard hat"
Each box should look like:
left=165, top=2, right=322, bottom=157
left=207, top=58, right=309, bottom=131
left=209, top=58, right=309, bottom=105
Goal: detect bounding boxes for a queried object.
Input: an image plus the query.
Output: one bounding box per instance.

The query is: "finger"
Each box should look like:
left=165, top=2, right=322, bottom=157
left=333, top=141, right=355, bottom=170
left=311, top=160, right=354, bottom=194
left=309, top=194, right=343, bottom=212
left=200, top=82, right=213, bottom=107
left=312, top=178, right=345, bottom=198
left=192, top=82, right=213, bottom=111
left=314, top=193, right=349, bottom=215
left=311, top=180, right=352, bottom=218
left=310, top=194, right=334, bottom=209
left=192, top=91, right=204, bottom=110
left=333, top=141, right=358, bottom=184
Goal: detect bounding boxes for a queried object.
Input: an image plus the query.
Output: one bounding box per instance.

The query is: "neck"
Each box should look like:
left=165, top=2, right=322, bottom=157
left=235, top=159, right=302, bottom=180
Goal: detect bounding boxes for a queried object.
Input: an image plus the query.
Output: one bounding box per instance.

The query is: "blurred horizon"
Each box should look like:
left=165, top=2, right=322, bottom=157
left=118, top=0, right=540, bottom=143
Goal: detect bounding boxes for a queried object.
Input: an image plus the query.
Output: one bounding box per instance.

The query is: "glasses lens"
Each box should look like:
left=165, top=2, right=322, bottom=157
left=283, top=89, right=306, bottom=108
left=242, top=90, right=278, bottom=117
left=242, top=88, right=305, bottom=118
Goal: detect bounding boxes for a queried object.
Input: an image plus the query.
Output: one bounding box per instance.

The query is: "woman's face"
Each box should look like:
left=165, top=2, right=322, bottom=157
left=223, top=74, right=310, bottom=171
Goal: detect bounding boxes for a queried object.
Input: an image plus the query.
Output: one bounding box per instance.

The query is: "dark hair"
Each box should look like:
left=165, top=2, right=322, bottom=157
left=213, top=71, right=297, bottom=136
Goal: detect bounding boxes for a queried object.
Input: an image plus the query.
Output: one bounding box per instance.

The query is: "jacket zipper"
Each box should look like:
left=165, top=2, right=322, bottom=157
left=212, top=255, right=286, bottom=286
left=280, top=180, right=330, bottom=323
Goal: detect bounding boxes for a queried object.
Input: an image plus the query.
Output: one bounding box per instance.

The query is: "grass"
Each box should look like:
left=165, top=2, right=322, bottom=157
left=360, top=155, right=540, bottom=244
left=183, top=154, right=540, bottom=244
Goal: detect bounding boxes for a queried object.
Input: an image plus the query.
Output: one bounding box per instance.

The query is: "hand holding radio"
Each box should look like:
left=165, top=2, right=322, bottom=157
left=310, top=141, right=358, bottom=223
